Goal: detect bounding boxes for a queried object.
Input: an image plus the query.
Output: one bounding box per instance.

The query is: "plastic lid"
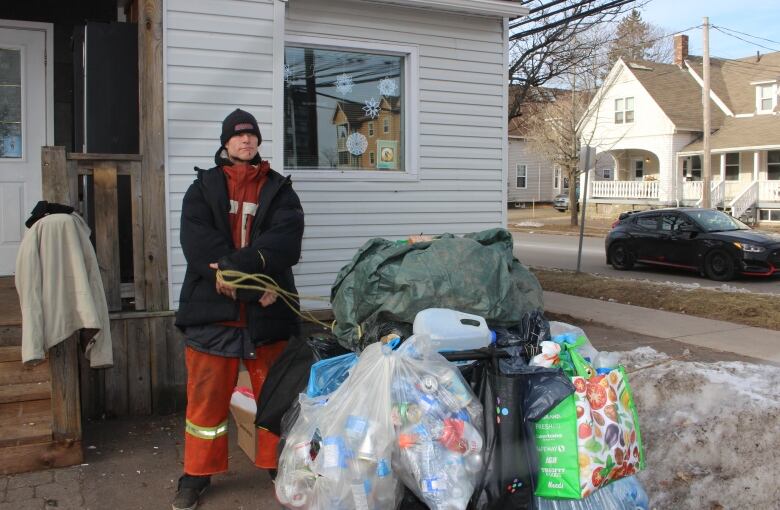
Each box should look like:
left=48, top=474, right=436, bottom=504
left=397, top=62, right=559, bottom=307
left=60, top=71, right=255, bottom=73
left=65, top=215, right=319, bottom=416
left=490, top=330, right=497, bottom=344
left=376, top=459, right=391, bottom=477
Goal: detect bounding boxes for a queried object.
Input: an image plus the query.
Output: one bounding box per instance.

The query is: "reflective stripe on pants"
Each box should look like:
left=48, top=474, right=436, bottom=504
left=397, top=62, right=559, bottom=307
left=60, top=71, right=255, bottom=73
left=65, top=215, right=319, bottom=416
left=183, top=341, right=287, bottom=475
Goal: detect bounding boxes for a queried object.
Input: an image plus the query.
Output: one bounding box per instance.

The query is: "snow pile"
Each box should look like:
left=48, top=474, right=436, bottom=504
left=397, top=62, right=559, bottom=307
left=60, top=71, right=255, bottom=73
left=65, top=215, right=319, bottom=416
left=617, top=348, right=780, bottom=509
left=515, top=221, right=544, bottom=228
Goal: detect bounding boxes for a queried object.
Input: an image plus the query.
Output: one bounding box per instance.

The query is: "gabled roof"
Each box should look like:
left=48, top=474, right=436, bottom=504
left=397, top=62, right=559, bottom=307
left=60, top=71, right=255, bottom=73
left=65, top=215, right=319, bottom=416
left=332, top=96, right=401, bottom=126
left=623, top=59, right=725, bottom=131
left=680, top=115, right=780, bottom=153
left=686, top=52, right=780, bottom=114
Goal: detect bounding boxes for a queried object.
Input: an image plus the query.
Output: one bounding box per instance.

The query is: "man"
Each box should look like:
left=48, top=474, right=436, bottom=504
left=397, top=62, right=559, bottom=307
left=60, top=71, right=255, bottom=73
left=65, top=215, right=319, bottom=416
left=173, top=109, right=304, bottom=510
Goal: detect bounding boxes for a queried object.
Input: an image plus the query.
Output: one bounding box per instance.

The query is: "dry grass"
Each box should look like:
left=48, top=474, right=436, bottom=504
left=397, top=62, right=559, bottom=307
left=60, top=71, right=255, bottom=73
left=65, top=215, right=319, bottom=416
left=532, top=268, right=780, bottom=331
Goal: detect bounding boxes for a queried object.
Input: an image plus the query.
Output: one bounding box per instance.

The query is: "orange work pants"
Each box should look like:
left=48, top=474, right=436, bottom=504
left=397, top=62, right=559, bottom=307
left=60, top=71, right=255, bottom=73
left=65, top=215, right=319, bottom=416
left=183, top=342, right=287, bottom=475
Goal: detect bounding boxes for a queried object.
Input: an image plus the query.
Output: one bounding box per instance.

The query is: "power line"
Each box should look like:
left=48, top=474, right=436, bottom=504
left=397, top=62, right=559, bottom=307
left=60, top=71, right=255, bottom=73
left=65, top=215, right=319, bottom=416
left=711, top=26, right=780, bottom=54
left=510, top=0, right=635, bottom=40
left=510, top=24, right=702, bottom=73
left=712, top=25, right=780, bottom=47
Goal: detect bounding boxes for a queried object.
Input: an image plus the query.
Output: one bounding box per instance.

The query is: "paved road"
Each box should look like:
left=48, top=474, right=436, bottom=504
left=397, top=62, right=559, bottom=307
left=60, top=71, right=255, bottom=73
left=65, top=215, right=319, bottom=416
left=513, top=232, right=780, bottom=295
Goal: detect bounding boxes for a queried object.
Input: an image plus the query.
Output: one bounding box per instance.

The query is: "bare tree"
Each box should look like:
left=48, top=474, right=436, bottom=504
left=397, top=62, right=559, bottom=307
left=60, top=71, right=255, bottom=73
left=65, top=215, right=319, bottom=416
left=523, top=44, right=619, bottom=226
left=508, top=0, right=641, bottom=120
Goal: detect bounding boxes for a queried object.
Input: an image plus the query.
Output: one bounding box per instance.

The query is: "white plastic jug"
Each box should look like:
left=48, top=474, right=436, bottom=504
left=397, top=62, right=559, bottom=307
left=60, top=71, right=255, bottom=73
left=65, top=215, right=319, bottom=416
left=412, top=308, right=494, bottom=352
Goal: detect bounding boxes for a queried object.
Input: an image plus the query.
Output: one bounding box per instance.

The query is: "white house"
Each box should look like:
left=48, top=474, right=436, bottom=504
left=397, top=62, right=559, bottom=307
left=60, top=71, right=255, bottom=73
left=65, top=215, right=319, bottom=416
left=580, top=34, right=780, bottom=222
left=0, top=0, right=528, bottom=310
left=507, top=98, right=567, bottom=207
left=165, top=0, right=529, bottom=308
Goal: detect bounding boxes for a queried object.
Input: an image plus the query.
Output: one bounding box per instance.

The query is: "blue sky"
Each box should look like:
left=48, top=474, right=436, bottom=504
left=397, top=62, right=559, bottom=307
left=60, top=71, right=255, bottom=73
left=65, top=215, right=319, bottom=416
left=638, top=0, right=780, bottom=59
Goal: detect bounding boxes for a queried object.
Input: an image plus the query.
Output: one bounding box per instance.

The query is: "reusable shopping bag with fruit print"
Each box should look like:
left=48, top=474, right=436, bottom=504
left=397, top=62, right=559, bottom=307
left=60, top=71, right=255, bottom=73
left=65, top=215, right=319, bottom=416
left=533, top=344, right=645, bottom=499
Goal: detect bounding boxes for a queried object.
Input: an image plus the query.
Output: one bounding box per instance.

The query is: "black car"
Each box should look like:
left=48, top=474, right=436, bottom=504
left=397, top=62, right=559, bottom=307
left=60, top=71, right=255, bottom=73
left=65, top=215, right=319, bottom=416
left=605, top=207, right=780, bottom=281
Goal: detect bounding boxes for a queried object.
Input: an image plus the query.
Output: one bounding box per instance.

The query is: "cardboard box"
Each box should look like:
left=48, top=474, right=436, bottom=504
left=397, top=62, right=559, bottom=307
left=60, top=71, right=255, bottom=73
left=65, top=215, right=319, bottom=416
left=230, top=371, right=256, bottom=462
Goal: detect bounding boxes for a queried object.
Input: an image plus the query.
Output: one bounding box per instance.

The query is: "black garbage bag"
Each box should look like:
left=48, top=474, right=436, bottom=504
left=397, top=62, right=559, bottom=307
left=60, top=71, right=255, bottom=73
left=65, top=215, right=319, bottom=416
left=470, top=359, right=575, bottom=510
left=255, top=334, right=349, bottom=435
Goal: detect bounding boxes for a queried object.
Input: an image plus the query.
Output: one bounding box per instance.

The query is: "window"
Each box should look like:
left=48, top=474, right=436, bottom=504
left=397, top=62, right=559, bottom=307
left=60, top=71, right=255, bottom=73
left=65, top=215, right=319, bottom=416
left=768, top=151, right=780, bottom=180
left=284, top=45, right=404, bottom=171
left=661, top=214, right=679, bottom=231
left=633, top=159, right=644, bottom=180
left=614, top=97, right=634, bottom=124
left=516, top=164, right=527, bottom=188
left=635, top=214, right=659, bottom=230
left=725, top=153, right=740, bottom=181
left=600, top=168, right=611, bottom=179
left=691, top=156, right=702, bottom=180
left=553, top=165, right=561, bottom=189
left=0, top=48, right=22, bottom=158
left=759, top=209, right=780, bottom=221
left=757, top=83, right=777, bottom=113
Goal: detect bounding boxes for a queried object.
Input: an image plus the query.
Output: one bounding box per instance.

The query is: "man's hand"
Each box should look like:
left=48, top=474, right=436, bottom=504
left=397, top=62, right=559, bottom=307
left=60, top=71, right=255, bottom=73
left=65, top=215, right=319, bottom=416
left=209, top=262, right=236, bottom=300
left=259, top=291, right=278, bottom=308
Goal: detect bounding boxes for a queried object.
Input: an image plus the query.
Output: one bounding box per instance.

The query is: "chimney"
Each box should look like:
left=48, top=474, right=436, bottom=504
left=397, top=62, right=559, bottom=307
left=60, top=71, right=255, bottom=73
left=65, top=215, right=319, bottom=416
left=674, top=34, right=689, bottom=67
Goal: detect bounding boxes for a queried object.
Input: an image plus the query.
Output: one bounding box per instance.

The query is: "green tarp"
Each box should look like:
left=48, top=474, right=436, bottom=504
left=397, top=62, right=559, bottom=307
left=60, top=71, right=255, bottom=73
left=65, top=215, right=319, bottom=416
left=330, top=228, right=544, bottom=351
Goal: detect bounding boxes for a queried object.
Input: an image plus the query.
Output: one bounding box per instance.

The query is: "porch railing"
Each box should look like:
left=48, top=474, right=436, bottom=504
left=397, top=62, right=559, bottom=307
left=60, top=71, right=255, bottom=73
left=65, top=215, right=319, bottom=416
left=590, top=181, right=659, bottom=199
left=729, top=181, right=758, bottom=220
left=682, top=181, right=703, bottom=201
left=697, top=181, right=725, bottom=207
left=759, top=180, right=780, bottom=202
left=41, top=147, right=146, bottom=312
left=724, top=181, right=745, bottom=201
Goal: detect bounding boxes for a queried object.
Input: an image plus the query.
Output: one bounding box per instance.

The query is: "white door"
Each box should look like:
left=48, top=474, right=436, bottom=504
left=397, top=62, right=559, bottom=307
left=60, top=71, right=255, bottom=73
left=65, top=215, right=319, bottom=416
left=0, top=22, right=50, bottom=275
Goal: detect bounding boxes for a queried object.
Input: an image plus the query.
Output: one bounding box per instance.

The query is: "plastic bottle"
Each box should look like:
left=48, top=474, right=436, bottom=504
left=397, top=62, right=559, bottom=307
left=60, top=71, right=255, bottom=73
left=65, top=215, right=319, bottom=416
left=413, top=308, right=495, bottom=352
left=372, top=458, right=397, bottom=508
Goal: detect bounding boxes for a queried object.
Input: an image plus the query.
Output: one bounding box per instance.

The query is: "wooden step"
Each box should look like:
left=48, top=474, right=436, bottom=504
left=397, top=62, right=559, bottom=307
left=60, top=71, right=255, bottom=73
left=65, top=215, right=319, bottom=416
left=0, top=381, right=51, bottom=404
left=0, top=356, right=49, bottom=386
left=0, top=440, right=82, bottom=476
left=0, top=325, right=22, bottom=347
left=0, top=399, right=53, bottom=448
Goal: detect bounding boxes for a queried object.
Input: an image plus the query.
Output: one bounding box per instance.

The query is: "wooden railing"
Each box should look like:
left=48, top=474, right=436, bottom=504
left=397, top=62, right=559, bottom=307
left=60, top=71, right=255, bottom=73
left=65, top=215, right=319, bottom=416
left=590, top=180, right=659, bottom=199
left=759, top=180, right=780, bottom=202
left=682, top=181, right=703, bottom=201
left=41, top=147, right=148, bottom=312
left=729, top=181, right=758, bottom=220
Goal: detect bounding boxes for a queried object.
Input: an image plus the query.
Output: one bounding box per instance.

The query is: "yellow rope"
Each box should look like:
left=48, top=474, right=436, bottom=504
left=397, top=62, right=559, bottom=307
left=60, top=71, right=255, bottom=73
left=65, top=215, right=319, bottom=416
left=216, top=269, right=333, bottom=330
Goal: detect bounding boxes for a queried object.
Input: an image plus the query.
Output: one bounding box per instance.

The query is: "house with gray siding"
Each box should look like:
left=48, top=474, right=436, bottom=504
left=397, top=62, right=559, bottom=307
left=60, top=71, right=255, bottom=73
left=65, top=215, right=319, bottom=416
left=165, top=0, right=528, bottom=309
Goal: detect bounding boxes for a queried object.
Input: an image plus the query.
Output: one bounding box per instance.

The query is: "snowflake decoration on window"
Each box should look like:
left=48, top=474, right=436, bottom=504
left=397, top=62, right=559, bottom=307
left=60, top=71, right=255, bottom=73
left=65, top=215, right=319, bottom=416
left=283, top=64, right=293, bottom=84
left=336, top=73, right=354, bottom=95
left=378, top=77, right=398, bottom=97
left=363, top=97, right=381, bottom=119
left=346, top=132, right=368, bottom=155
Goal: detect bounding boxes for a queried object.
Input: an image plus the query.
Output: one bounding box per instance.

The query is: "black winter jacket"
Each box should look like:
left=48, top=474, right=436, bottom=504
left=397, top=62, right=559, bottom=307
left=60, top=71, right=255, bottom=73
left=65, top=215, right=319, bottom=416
left=175, top=151, right=305, bottom=347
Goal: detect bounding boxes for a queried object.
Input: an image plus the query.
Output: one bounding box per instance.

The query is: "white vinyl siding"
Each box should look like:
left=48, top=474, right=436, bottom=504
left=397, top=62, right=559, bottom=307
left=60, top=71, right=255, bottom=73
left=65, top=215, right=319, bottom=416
left=165, top=0, right=282, bottom=307
left=284, top=0, right=506, bottom=307
left=165, top=0, right=507, bottom=309
left=507, top=139, right=556, bottom=203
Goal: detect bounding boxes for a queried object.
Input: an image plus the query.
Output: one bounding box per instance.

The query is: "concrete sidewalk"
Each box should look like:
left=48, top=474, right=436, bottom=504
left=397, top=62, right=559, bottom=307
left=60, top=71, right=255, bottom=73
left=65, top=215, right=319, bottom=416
left=545, top=290, right=780, bottom=364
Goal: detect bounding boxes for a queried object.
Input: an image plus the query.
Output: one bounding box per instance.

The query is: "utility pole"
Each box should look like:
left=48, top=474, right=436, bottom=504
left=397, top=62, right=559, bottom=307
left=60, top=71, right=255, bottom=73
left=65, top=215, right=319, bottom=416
left=701, top=16, right=712, bottom=209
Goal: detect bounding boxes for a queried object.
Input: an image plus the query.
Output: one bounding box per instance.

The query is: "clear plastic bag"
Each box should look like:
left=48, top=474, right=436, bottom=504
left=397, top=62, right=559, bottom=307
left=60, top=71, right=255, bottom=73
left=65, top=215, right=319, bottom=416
left=276, top=342, right=402, bottom=510
left=392, top=336, right=485, bottom=510
left=275, top=336, right=485, bottom=510
left=549, top=321, right=599, bottom=363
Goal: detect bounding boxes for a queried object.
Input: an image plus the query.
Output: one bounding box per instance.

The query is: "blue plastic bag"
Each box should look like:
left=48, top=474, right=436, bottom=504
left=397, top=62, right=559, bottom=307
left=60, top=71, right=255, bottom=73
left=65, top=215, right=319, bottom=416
left=535, top=476, right=649, bottom=510
left=306, top=352, right=358, bottom=398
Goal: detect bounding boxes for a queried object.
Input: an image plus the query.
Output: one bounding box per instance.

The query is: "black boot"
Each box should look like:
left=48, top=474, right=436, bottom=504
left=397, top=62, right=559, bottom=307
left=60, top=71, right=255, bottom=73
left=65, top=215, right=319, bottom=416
left=172, top=474, right=211, bottom=510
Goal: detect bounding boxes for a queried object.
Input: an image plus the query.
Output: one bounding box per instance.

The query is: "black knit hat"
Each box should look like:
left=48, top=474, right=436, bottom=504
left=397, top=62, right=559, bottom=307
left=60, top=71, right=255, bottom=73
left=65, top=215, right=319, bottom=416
left=220, top=108, right=262, bottom=146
